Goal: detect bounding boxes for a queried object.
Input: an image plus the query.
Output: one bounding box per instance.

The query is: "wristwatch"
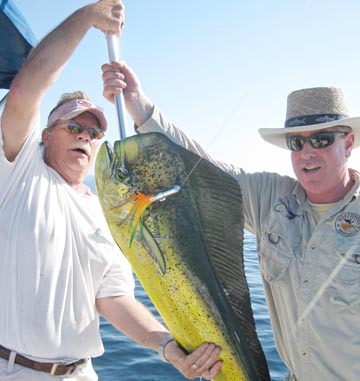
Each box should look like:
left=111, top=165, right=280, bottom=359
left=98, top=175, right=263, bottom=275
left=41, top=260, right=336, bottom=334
left=158, top=334, right=174, bottom=362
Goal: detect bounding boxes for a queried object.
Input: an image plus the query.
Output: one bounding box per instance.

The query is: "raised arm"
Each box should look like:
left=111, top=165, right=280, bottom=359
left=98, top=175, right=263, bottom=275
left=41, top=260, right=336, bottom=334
left=101, top=61, right=232, bottom=171
left=102, top=60, right=154, bottom=127
left=1, top=0, right=124, bottom=162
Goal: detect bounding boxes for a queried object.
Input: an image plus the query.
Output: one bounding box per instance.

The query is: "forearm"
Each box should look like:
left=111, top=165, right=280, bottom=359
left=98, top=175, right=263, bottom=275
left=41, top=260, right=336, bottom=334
left=2, top=7, right=91, bottom=159
left=13, top=8, right=92, bottom=101
left=136, top=107, right=225, bottom=168
left=96, top=295, right=170, bottom=351
left=126, top=91, right=154, bottom=128
left=102, top=61, right=155, bottom=126
left=3, top=0, right=123, bottom=161
left=97, top=295, right=223, bottom=380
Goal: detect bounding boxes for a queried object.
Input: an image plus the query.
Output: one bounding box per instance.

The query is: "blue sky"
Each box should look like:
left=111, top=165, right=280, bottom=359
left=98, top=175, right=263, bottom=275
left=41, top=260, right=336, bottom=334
left=10, top=0, right=360, bottom=175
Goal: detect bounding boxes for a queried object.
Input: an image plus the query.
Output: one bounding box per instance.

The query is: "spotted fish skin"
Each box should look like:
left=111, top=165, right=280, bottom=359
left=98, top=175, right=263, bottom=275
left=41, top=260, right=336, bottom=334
left=95, top=132, right=270, bottom=381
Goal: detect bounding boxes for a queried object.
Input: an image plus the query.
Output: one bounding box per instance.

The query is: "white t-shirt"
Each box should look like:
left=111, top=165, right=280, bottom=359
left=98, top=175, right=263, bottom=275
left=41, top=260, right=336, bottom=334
left=0, top=119, right=135, bottom=361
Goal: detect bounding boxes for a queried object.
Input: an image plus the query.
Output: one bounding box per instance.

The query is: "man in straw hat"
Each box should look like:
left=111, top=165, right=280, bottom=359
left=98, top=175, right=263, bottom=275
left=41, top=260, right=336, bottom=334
left=102, top=60, right=360, bottom=381
left=0, top=2, right=222, bottom=380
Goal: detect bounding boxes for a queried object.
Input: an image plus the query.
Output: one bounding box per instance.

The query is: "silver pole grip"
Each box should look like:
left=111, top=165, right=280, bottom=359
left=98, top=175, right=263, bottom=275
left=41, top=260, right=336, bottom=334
left=106, top=32, right=128, bottom=140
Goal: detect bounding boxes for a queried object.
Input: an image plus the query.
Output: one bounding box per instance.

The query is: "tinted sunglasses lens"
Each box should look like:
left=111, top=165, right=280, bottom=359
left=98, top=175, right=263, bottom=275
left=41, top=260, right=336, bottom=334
left=286, top=136, right=304, bottom=151
left=286, top=131, right=345, bottom=151
left=67, top=121, right=82, bottom=134
left=309, top=132, right=334, bottom=148
left=67, top=121, right=103, bottom=139
left=87, top=128, right=104, bottom=139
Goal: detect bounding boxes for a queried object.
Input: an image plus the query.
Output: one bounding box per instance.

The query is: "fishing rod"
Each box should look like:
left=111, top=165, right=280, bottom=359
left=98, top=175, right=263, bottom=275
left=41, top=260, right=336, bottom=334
left=105, top=32, right=181, bottom=201
left=106, top=32, right=128, bottom=140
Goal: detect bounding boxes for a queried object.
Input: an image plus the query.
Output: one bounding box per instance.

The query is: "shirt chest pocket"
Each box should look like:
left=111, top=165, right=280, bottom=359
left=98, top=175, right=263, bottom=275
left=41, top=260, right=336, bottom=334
left=259, top=219, right=300, bottom=286
left=328, top=240, right=360, bottom=312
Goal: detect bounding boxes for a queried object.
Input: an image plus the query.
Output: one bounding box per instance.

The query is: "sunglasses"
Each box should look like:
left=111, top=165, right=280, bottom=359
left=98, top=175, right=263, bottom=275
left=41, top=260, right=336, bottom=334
left=62, top=120, right=104, bottom=140
left=286, top=131, right=348, bottom=152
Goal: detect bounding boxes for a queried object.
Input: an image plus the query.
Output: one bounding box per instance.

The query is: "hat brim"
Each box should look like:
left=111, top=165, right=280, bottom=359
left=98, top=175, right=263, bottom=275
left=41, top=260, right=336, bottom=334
left=58, top=107, right=107, bottom=132
left=258, top=116, right=360, bottom=150
left=47, top=99, right=107, bottom=132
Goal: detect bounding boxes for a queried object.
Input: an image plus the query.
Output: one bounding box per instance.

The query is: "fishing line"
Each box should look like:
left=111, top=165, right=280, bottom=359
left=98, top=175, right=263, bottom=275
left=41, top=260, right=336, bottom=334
left=180, top=0, right=354, bottom=336
left=297, top=253, right=350, bottom=324
left=180, top=0, right=315, bottom=187
left=112, top=0, right=350, bottom=333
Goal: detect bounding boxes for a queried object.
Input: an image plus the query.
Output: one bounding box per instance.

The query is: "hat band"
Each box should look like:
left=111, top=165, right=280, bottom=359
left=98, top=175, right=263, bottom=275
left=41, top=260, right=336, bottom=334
left=285, top=113, right=349, bottom=128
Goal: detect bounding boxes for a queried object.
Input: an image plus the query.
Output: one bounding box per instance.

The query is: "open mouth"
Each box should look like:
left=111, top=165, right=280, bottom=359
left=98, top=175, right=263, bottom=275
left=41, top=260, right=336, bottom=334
left=72, top=148, right=88, bottom=155
left=69, top=142, right=91, bottom=157
left=303, top=165, right=320, bottom=173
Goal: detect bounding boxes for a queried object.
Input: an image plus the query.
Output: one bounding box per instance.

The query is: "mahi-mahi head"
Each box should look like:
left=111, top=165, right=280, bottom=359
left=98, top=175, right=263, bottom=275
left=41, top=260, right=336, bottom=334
left=95, top=132, right=270, bottom=381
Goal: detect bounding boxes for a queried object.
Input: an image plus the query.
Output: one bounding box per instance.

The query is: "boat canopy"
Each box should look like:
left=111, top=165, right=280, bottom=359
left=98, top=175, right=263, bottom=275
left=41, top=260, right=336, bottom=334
left=0, top=0, right=36, bottom=105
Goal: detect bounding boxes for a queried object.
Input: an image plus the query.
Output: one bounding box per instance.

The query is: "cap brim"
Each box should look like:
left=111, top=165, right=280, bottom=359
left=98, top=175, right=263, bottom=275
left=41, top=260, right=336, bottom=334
left=258, top=116, right=360, bottom=149
left=59, top=107, right=107, bottom=132
left=47, top=99, right=108, bottom=132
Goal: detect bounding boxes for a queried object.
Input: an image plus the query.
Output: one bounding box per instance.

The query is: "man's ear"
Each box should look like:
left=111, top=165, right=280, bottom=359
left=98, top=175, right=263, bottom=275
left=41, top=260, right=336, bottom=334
left=345, top=131, right=355, bottom=158
left=42, top=128, right=51, bottom=148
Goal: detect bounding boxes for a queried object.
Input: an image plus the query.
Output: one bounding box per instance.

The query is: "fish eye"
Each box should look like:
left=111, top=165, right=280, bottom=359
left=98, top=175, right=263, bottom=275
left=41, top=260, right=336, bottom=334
left=112, top=166, right=128, bottom=183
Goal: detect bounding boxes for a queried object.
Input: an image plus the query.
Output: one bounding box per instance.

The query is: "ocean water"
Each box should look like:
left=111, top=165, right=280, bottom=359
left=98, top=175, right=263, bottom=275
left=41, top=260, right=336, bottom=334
left=85, top=176, right=288, bottom=381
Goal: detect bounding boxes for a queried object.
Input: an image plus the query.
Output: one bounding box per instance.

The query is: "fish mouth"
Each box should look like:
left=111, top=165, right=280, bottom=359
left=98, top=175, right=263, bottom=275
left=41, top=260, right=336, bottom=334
left=97, top=140, right=117, bottom=170
left=104, top=140, right=114, bottom=165
left=107, top=140, right=130, bottom=184
left=96, top=140, right=130, bottom=187
left=94, top=141, right=114, bottom=194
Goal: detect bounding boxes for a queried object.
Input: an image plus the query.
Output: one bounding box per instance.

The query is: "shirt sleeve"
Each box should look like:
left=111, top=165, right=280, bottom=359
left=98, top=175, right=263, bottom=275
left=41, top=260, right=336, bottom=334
left=136, top=105, right=298, bottom=235
left=137, top=106, right=241, bottom=174
left=96, top=247, right=135, bottom=299
left=0, top=115, right=41, bottom=203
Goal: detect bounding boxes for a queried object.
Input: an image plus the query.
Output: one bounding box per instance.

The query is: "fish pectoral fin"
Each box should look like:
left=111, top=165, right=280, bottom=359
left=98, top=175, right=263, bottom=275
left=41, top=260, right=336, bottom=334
left=140, top=226, right=167, bottom=275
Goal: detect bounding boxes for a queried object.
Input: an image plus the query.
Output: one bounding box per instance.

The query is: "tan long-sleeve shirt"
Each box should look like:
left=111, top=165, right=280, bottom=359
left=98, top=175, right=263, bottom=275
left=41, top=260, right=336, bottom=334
left=138, top=106, right=360, bottom=381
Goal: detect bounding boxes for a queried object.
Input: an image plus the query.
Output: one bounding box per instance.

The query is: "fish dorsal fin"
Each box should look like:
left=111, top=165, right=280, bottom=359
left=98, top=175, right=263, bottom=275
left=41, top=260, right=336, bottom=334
left=179, top=142, right=271, bottom=381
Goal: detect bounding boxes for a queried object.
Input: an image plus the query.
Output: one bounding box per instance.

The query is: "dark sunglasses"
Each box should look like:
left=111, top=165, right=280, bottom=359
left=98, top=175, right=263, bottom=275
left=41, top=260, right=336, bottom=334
left=286, top=131, right=348, bottom=152
left=64, top=120, right=104, bottom=140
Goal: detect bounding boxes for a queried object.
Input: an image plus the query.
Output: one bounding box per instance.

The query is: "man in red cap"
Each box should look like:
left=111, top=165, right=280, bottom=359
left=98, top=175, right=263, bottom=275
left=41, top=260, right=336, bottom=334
left=0, top=2, right=221, bottom=380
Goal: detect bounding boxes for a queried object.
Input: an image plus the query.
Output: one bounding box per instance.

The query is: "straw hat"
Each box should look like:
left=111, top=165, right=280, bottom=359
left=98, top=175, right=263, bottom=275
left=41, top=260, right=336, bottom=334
left=258, top=87, right=360, bottom=149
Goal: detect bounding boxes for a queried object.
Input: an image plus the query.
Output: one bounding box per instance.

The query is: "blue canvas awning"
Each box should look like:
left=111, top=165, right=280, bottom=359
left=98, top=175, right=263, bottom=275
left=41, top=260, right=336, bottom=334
left=0, top=0, right=36, bottom=90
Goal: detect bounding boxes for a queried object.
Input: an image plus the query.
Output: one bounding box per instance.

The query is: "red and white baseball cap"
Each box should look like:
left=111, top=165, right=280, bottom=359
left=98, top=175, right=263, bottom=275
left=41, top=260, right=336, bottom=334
left=47, top=98, right=107, bottom=132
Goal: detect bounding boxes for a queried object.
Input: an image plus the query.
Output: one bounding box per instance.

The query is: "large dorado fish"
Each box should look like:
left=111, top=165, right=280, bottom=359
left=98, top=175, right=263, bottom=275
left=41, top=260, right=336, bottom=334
left=95, top=132, right=270, bottom=381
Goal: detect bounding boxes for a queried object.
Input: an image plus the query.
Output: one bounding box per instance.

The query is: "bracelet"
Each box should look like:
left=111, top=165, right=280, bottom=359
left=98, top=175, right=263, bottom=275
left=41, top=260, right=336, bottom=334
left=158, top=334, right=174, bottom=363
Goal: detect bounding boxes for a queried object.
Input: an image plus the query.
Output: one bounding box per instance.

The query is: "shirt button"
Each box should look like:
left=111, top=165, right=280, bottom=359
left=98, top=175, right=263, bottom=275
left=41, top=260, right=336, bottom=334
left=311, top=245, right=315, bottom=249
left=302, top=352, right=307, bottom=356
left=303, top=279, right=309, bottom=284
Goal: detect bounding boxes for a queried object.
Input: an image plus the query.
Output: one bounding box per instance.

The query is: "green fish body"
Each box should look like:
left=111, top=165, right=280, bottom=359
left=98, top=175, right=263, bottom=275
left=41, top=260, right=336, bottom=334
left=95, top=132, right=270, bottom=381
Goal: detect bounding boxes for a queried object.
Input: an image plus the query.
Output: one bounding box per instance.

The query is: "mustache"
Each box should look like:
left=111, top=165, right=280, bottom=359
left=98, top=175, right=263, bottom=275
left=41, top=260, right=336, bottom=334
left=68, top=141, right=91, bottom=157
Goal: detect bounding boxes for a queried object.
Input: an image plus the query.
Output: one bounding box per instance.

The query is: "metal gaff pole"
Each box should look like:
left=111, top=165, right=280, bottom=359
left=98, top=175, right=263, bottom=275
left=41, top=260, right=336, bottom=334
left=106, top=32, right=128, bottom=140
